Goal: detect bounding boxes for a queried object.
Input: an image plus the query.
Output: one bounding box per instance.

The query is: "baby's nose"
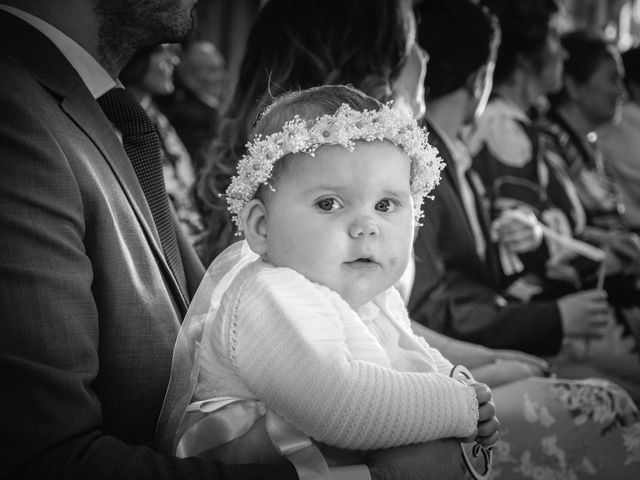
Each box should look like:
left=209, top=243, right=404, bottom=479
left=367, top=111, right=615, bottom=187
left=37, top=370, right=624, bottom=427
left=348, top=216, right=379, bottom=238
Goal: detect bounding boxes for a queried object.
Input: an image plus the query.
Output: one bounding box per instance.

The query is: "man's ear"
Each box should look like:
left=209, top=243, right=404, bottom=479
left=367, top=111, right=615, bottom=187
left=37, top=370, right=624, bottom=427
left=241, top=198, right=268, bottom=255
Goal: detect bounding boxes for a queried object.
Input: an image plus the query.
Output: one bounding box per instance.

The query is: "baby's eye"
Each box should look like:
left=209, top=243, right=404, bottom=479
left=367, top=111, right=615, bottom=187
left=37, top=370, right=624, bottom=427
left=375, top=198, right=398, bottom=213
left=316, top=197, right=342, bottom=211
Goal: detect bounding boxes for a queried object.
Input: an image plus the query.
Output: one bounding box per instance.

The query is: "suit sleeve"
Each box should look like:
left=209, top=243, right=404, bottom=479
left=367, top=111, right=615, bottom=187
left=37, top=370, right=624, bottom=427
left=409, top=182, right=563, bottom=356
left=433, top=273, right=563, bottom=355
left=0, top=69, right=296, bottom=480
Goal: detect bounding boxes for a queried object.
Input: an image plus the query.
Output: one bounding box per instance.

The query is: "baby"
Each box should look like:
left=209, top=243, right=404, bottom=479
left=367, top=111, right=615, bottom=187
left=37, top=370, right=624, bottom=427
left=160, top=85, right=498, bottom=476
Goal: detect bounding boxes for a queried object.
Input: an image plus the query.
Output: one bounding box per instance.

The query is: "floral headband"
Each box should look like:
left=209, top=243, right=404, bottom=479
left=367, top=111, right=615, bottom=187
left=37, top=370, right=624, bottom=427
left=226, top=102, right=443, bottom=232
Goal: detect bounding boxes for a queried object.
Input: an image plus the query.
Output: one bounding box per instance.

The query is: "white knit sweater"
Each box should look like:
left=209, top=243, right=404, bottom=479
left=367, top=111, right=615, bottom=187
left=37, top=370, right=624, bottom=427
left=196, top=260, right=478, bottom=450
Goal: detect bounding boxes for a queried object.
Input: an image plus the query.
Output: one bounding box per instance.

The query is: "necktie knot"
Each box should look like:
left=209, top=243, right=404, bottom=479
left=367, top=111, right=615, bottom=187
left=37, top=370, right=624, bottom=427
left=98, top=88, right=156, bottom=137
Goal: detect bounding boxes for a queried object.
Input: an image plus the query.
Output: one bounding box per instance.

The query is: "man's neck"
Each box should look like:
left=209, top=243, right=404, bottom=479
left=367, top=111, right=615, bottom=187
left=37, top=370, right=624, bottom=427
left=555, top=103, right=596, bottom=138
left=494, top=70, right=542, bottom=112
left=426, top=90, right=466, bottom=140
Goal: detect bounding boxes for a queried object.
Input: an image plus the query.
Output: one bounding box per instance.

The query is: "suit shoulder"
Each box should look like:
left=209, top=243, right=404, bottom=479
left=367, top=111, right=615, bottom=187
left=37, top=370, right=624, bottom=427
left=0, top=52, right=41, bottom=90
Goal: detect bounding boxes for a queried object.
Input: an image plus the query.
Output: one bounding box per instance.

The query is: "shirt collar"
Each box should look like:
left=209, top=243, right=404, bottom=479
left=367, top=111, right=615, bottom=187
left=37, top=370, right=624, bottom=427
left=428, top=120, right=472, bottom=173
left=0, top=4, right=117, bottom=98
left=489, top=96, right=531, bottom=125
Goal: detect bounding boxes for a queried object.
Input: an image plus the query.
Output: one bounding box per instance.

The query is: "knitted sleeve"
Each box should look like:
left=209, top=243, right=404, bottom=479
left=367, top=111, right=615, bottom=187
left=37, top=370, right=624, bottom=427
left=224, top=266, right=478, bottom=450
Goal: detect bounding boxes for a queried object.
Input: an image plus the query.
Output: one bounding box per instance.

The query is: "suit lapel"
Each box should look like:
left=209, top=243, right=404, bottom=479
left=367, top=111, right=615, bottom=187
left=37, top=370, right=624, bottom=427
left=0, top=11, right=189, bottom=311
left=426, top=120, right=504, bottom=281
left=427, top=126, right=463, bottom=196
left=426, top=122, right=478, bottom=245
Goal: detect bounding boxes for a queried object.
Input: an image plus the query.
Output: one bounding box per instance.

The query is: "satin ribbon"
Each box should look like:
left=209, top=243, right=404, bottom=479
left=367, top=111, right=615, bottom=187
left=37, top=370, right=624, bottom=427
left=176, top=397, right=332, bottom=480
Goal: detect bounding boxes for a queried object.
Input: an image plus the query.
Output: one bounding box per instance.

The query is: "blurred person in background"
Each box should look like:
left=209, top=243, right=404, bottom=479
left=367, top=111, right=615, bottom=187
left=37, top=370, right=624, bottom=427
left=540, top=29, right=640, bottom=316
left=596, top=45, right=640, bottom=234
left=597, top=46, right=640, bottom=233
left=157, top=40, right=227, bottom=171
left=543, top=30, right=629, bottom=236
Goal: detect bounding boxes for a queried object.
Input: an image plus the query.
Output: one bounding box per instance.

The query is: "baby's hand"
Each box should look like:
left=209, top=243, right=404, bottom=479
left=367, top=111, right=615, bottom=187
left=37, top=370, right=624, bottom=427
left=462, top=382, right=499, bottom=447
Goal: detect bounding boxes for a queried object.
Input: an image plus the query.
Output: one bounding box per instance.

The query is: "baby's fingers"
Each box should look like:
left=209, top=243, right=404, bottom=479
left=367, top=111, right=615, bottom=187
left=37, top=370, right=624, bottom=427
left=473, top=382, right=492, bottom=405
left=478, top=400, right=496, bottom=423
left=476, top=416, right=500, bottom=447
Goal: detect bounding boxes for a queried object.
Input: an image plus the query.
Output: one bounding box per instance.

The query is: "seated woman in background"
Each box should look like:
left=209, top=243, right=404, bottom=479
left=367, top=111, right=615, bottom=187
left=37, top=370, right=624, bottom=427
left=599, top=45, right=640, bottom=234
left=121, top=44, right=204, bottom=245
left=540, top=30, right=640, bottom=297
left=155, top=40, right=228, bottom=171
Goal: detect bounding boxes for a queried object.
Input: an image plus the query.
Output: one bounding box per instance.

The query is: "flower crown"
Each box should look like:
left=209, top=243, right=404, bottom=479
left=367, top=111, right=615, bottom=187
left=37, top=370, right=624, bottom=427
left=226, top=102, right=443, bottom=232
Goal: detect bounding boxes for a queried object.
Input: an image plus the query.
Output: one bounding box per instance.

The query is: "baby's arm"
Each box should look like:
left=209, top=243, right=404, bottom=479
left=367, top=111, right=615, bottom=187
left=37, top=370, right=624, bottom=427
left=225, top=267, right=478, bottom=451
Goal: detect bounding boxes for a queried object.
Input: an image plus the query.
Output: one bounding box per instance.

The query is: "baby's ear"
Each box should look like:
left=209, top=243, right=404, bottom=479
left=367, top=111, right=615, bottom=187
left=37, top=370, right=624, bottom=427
left=241, top=199, right=268, bottom=255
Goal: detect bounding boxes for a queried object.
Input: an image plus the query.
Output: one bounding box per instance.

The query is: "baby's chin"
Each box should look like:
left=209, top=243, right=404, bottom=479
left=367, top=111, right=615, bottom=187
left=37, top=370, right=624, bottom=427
left=339, top=290, right=382, bottom=310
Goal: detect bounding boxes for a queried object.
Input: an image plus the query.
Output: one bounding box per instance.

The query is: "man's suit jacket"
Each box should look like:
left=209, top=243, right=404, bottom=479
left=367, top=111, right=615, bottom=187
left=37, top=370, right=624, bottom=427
left=408, top=121, right=563, bottom=355
left=0, top=11, right=295, bottom=480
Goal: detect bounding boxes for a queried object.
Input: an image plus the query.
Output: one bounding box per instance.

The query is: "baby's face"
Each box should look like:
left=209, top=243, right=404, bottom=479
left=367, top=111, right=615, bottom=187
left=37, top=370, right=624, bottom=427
left=264, top=141, right=414, bottom=308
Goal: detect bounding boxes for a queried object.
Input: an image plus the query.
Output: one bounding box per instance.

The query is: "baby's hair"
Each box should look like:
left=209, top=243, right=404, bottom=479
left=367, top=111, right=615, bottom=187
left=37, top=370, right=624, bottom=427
left=252, top=85, right=383, bottom=204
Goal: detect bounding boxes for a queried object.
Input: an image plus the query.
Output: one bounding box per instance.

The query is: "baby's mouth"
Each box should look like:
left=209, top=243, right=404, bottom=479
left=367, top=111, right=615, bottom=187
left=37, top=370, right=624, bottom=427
left=345, top=257, right=380, bottom=268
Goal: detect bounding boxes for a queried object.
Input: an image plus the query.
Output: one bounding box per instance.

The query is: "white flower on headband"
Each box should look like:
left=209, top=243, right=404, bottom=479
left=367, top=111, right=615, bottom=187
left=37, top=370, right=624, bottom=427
left=226, top=103, right=443, bottom=231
